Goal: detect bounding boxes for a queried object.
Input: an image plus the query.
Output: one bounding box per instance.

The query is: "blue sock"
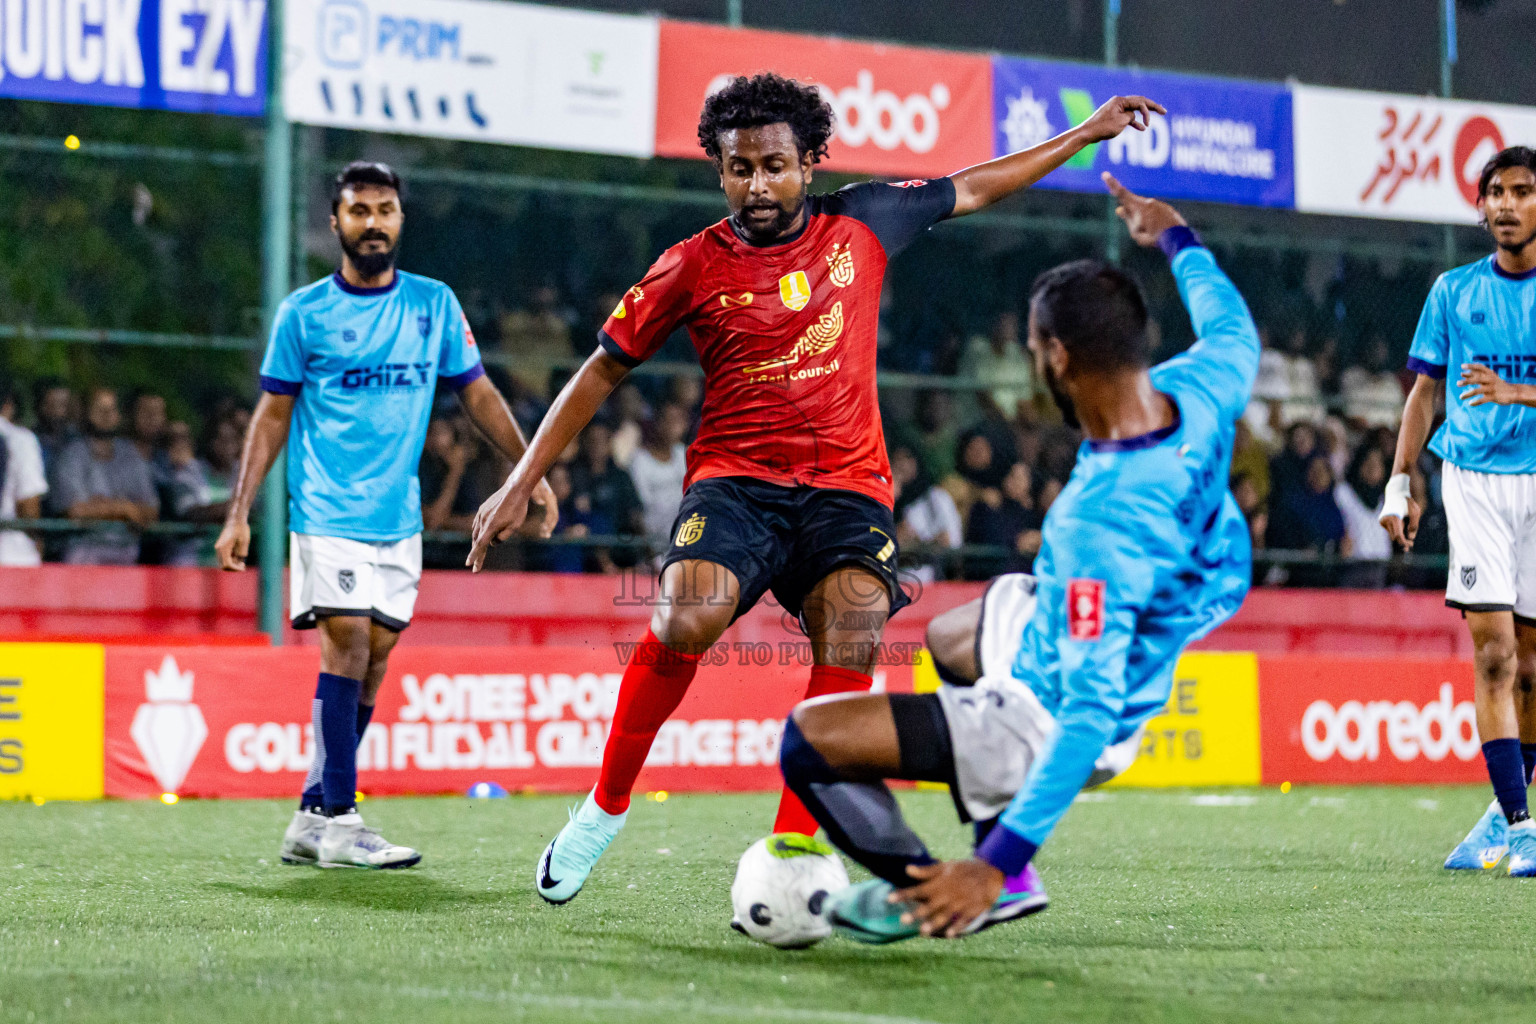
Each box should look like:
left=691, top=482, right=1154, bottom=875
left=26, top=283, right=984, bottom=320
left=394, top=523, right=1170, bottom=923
left=300, top=697, right=377, bottom=812
left=1523, top=743, right=1536, bottom=788
left=1482, top=738, right=1529, bottom=824
left=314, top=673, right=363, bottom=816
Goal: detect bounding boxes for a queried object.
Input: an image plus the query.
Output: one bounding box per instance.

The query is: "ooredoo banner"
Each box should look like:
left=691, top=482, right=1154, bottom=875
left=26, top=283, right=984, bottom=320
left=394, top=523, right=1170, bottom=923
left=654, top=19, right=993, bottom=178
left=1293, top=84, right=1536, bottom=224
left=104, top=645, right=913, bottom=799
left=992, top=58, right=1294, bottom=208
left=284, top=0, right=659, bottom=156
left=1258, top=656, right=1483, bottom=784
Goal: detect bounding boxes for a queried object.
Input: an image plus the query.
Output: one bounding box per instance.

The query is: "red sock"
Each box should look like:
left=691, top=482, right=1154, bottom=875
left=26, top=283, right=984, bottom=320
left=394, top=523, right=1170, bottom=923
left=594, top=629, right=702, bottom=815
left=773, top=665, right=874, bottom=835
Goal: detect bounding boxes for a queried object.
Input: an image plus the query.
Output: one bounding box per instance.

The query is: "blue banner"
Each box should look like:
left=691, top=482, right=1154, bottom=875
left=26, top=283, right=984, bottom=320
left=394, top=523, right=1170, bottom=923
left=992, top=58, right=1294, bottom=208
left=0, top=0, right=266, bottom=116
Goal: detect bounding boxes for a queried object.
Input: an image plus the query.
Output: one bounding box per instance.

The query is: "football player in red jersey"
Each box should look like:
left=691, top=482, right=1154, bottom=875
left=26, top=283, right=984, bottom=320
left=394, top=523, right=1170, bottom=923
left=466, top=72, right=1163, bottom=906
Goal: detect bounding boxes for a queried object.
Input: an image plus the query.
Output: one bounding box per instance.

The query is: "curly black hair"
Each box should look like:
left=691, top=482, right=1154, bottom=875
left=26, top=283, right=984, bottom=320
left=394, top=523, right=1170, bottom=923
left=696, top=72, right=836, bottom=166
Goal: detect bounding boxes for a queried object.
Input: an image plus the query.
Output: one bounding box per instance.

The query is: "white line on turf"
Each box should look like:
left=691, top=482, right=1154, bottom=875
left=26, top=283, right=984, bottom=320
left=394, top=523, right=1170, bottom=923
left=1188, top=795, right=1257, bottom=806
left=385, top=988, right=950, bottom=1024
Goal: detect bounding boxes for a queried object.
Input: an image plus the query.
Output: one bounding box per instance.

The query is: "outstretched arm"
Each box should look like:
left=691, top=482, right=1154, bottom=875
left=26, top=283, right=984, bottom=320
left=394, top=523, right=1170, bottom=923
left=948, top=95, right=1164, bottom=217
left=466, top=349, right=631, bottom=570
left=456, top=374, right=558, bottom=538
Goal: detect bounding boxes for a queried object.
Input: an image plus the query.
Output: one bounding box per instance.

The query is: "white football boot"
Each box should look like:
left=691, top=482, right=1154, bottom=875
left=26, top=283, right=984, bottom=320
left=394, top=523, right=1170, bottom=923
left=317, top=813, right=422, bottom=869
left=279, top=809, right=328, bottom=865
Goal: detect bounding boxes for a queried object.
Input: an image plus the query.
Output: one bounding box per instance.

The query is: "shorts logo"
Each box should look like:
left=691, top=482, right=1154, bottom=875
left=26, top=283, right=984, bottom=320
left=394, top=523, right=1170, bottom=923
left=868, top=526, right=895, bottom=563
left=1067, top=578, right=1106, bottom=641
left=779, top=271, right=812, bottom=311
left=826, top=242, right=855, bottom=288
left=418, top=315, right=431, bottom=338
left=1461, top=565, right=1477, bottom=589
left=337, top=569, right=357, bottom=594
left=674, top=513, right=706, bottom=547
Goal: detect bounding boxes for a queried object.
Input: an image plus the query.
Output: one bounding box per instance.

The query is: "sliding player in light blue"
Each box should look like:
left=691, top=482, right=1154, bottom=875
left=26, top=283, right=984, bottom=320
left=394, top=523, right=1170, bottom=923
left=778, top=175, right=1257, bottom=941
left=1381, top=146, right=1536, bottom=877
left=215, top=161, right=556, bottom=869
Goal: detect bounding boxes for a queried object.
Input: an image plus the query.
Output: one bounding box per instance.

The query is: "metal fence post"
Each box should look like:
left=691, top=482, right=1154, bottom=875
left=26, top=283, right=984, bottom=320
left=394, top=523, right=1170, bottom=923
left=1440, top=0, right=1458, bottom=271
left=1103, top=0, right=1121, bottom=264
left=259, top=0, right=292, bottom=644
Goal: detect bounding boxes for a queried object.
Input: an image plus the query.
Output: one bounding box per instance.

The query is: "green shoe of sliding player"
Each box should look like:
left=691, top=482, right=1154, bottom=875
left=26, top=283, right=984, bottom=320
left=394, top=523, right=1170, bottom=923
left=826, top=879, right=921, bottom=944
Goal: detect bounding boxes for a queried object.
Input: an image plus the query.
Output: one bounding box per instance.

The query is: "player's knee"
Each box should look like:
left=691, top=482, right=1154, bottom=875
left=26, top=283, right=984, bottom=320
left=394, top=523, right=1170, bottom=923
left=650, top=601, right=732, bottom=655
left=1474, top=636, right=1519, bottom=686
left=780, top=711, right=840, bottom=786
left=925, top=600, right=980, bottom=685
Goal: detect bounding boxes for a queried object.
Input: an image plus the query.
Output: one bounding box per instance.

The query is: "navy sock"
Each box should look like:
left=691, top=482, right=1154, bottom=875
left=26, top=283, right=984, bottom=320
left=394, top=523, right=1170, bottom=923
left=314, top=673, right=363, bottom=816
left=299, top=694, right=376, bottom=812
left=1523, top=743, right=1536, bottom=788
left=779, top=716, right=935, bottom=887
left=1482, top=738, right=1529, bottom=824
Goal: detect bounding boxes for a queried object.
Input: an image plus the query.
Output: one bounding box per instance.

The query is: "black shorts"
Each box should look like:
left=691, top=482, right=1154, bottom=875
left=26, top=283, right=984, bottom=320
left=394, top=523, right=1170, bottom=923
left=659, top=476, right=912, bottom=628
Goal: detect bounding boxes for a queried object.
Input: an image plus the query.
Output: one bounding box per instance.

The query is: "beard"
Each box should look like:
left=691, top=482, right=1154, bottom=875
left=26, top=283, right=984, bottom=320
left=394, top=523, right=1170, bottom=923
left=1495, top=224, right=1536, bottom=254
left=1042, top=363, right=1080, bottom=430
left=734, top=195, right=806, bottom=244
left=340, top=229, right=399, bottom=279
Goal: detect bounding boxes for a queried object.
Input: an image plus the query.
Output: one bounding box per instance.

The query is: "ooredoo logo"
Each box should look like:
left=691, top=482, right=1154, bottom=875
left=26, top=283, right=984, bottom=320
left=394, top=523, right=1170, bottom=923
left=1299, top=683, right=1479, bottom=764
left=705, top=71, right=950, bottom=154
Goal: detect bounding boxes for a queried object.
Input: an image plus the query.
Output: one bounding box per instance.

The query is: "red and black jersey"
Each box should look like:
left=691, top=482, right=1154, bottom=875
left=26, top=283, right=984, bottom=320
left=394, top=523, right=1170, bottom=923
left=598, top=177, right=956, bottom=508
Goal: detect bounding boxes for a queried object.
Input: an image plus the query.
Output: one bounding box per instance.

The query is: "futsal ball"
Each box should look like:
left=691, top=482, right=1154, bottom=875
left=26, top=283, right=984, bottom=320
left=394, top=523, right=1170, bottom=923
left=730, top=833, right=849, bottom=949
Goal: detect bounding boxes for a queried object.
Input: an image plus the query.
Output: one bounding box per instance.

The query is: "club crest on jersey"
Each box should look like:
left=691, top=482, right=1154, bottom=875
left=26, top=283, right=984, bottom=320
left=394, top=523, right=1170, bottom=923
left=674, top=513, right=706, bottom=547
left=1067, top=578, right=1105, bottom=641
left=826, top=243, right=855, bottom=288
left=418, top=315, right=431, bottom=338
left=779, top=271, right=812, bottom=311
left=337, top=569, right=357, bottom=594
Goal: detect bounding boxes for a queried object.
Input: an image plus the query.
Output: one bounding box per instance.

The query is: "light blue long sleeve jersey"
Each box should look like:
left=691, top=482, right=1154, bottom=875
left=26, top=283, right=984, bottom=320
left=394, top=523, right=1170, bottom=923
left=978, top=232, right=1259, bottom=873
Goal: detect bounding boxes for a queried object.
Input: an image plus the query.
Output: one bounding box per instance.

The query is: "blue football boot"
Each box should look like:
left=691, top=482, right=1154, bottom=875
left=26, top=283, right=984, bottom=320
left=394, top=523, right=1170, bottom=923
left=1444, top=800, right=1509, bottom=871
left=1506, top=819, right=1536, bottom=877
left=535, top=790, right=627, bottom=904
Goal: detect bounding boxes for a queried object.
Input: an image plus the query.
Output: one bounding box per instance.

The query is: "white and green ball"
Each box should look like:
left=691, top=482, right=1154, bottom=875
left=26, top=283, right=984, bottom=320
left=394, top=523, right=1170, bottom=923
left=730, top=833, right=849, bottom=949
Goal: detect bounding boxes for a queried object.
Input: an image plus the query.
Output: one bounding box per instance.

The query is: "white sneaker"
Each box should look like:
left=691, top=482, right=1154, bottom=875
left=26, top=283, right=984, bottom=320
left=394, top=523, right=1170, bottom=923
left=317, top=813, right=422, bottom=870
left=279, top=809, right=328, bottom=865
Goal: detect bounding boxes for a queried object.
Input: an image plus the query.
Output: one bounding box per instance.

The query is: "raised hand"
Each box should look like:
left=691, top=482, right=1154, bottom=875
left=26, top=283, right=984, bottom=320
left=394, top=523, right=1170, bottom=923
left=1103, top=172, right=1188, bottom=247
left=1077, top=95, right=1166, bottom=143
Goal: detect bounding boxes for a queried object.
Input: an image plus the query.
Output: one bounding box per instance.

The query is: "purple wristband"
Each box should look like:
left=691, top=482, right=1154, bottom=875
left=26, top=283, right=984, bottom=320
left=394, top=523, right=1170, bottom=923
left=1157, top=225, right=1202, bottom=260
left=975, top=824, right=1038, bottom=877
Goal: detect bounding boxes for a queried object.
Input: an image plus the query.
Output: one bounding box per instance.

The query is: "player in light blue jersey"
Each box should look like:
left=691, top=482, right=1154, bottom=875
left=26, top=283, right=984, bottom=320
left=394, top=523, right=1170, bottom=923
left=1381, top=147, right=1536, bottom=877
left=776, top=176, right=1258, bottom=942
left=215, top=162, right=556, bottom=869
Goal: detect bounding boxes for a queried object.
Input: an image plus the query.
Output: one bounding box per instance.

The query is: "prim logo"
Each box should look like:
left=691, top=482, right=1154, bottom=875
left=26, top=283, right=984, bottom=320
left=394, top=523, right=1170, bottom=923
left=341, top=361, right=435, bottom=391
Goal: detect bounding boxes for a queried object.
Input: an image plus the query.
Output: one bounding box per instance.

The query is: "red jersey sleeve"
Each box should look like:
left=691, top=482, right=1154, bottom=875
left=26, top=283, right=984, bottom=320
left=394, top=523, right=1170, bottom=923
left=597, top=241, right=697, bottom=367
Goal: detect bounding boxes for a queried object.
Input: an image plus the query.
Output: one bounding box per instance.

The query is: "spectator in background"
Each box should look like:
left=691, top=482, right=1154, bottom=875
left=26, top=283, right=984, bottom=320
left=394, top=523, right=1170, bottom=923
left=1275, top=324, right=1325, bottom=426
left=911, top=390, right=960, bottom=484
left=420, top=416, right=479, bottom=534
left=32, top=378, right=78, bottom=472
left=957, top=310, right=1035, bottom=423
left=1268, top=453, right=1346, bottom=559
left=0, top=383, right=47, bottom=566
left=608, top=384, right=650, bottom=469
left=1229, top=420, right=1270, bottom=512
left=49, top=387, right=158, bottom=564
left=532, top=462, right=587, bottom=574
left=891, top=444, right=962, bottom=581
left=160, top=421, right=221, bottom=566
left=130, top=392, right=169, bottom=469
left=569, top=422, right=643, bottom=571
left=1336, top=444, right=1392, bottom=587
left=628, top=402, right=689, bottom=559
left=1231, top=471, right=1267, bottom=552
left=500, top=283, right=576, bottom=400
left=965, top=460, right=1043, bottom=579
left=1269, top=421, right=1319, bottom=507
left=1339, top=335, right=1405, bottom=430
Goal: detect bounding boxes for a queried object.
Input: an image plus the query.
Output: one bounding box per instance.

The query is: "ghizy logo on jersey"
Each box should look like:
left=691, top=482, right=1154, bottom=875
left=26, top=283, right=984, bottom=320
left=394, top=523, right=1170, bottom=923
left=341, top=361, right=435, bottom=391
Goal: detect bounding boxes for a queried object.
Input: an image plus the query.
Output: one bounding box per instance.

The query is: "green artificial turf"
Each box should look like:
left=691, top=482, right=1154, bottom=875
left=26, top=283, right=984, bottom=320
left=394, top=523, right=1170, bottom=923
left=2, top=787, right=1533, bottom=1024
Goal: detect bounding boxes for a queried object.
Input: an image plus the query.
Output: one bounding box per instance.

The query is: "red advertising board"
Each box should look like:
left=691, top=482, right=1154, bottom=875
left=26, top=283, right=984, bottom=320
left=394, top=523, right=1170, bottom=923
left=1258, top=656, right=1483, bottom=784
left=655, top=20, right=993, bottom=178
left=105, top=645, right=916, bottom=800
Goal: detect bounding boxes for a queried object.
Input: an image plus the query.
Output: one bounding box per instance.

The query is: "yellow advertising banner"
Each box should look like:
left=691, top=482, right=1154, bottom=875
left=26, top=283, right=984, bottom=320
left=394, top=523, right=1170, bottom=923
left=1107, top=651, right=1261, bottom=787
left=0, top=643, right=106, bottom=801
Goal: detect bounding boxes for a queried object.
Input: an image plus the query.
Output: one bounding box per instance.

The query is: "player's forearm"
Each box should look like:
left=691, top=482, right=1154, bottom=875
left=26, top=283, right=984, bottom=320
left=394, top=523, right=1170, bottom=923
left=949, top=124, right=1098, bottom=216
left=459, top=376, right=530, bottom=464
left=1170, top=244, right=1260, bottom=380
left=227, top=394, right=292, bottom=523
left=506, top=350, right=629, bottom=496
left=1391, top=376, right=1440, bottom=477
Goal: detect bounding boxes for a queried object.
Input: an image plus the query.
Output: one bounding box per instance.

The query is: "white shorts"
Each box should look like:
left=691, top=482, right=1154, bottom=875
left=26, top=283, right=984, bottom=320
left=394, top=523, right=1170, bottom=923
left=938, top=572, right=1142, bottom=822
left=289, top=532, right=422, bottom=631
left=1442, top=464, right=1536, bottom=621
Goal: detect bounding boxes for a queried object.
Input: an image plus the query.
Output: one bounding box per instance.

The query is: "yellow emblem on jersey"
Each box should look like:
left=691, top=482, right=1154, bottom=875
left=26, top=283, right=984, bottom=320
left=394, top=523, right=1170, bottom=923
left=674, top=513, right=706, bottom=547
left=720, top=292, right=754, bottom=308
left=741, top=302, right=845, bottom=377
left=779, top=271, right=811, bottom=311
left=827, top=242, right=855, bottom=288
left=611, top=285, right=644, bottom=320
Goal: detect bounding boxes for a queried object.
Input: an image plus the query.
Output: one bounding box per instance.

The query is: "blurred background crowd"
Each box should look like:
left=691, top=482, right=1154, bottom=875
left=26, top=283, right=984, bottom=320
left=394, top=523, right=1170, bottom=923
left=0, top=274, right=1439, bottom=585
